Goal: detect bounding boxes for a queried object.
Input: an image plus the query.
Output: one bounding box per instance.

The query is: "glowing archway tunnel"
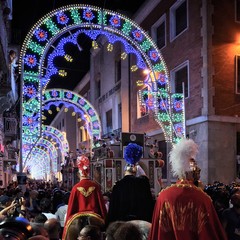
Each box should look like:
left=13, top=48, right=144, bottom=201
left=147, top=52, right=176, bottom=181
left=42, top=88, right=102, bottom=146
left=19, top=4, right=185, bottom=178
left=25, top=125, right=70, bottom=179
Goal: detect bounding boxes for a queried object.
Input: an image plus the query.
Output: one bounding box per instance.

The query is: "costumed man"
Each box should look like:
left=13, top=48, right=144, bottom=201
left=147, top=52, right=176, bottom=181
left=148, top=138, right=228, bottom=240
left=62, top=155, right=107, bottom=240
left=106, top=143, right=155, bottom=225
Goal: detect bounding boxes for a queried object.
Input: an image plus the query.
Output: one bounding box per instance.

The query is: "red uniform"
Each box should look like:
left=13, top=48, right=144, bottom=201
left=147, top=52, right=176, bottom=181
left=148, top=180, right=227, bottom=240
left=62, top=178, right=107, bottom=239
left=65, top=179, right=107, bottom=223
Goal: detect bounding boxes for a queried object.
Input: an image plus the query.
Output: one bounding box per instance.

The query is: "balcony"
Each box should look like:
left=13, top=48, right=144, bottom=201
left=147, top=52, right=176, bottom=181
left=4, top=117, right=17, bottom=137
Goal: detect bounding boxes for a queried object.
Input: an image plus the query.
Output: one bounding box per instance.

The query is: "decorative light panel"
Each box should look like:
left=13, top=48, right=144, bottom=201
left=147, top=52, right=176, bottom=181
left=19, top=4, right=184, bottom=177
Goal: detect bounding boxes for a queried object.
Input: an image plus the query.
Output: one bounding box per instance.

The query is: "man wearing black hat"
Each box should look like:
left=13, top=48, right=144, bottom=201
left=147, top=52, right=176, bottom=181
left=106, top=143, right=154, bottom=225
left=0, top=195, right=11, bottom=211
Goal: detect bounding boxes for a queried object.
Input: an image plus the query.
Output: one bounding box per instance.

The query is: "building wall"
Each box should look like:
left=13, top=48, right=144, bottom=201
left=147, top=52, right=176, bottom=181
left=132, top=0, right=240, bottom=185
left=212, top=0, right=240, bottom=116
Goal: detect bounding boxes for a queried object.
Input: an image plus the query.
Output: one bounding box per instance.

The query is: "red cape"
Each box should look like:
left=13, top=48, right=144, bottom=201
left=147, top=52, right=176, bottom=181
left=63, top=179, right=107, bottom=239
left=148, top=180, right=227, bottom=240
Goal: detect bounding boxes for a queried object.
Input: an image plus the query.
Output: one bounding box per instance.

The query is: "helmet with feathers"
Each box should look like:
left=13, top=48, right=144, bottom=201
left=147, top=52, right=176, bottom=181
left=169, top=138, right=199, bottom=179
left=124, top=143, right=142, bottom=173
left=77, top=155, right=90, bottom=176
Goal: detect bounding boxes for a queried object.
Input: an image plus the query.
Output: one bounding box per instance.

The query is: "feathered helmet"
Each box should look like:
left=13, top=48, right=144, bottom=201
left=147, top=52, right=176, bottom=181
left=77, top=155, right=90, bottom=176
left=124, top=143, right=142, bottom=173
left=169, top=138, right=199, bottom=179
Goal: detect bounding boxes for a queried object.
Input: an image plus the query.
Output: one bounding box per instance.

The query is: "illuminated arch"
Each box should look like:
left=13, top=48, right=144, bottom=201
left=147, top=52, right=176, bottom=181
left=19, top=4, right=185, bottom=175
left=42, top=125, right=69, bottom=158
left=28, top=138, right=58, bottom=175
left=26, top=148, right=50, bottom=179
left=42, top=89, right=101, bottom=145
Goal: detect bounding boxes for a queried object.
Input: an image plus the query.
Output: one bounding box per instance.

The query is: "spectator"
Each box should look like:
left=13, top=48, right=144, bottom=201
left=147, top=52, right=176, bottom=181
left=25, top=190, right=41, bottom=218
left=113, top=222, right=142, bottom=240
left=40, top=198, right=57, bottom=220
left=77, top=225, right=101, bottom=240
left=222, top=190, right=240, bottom=240
left=105, top=221, right=125, bottom=240
left=44, top=218, right=61, bottom=240
left=0, top=195, right=12, bottom=211
left=128, top=220, right=151, bottom=240
left=31, top=223, right=49, bottom=239
left=0, top=216, right=34, bottom=240
left=55, top=192, right=70, bottom=238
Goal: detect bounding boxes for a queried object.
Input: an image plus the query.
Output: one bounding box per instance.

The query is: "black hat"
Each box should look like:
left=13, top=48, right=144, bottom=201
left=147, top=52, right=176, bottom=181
left=0, top=195, right=10, bottom=205
left=0, top=217, right=34, bottom=240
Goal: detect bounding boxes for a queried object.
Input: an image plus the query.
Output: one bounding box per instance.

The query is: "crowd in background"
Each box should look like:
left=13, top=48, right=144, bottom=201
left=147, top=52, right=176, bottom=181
left=0, top=140, right=239, bottom=239
left=0, top=176, right=238, bottom=239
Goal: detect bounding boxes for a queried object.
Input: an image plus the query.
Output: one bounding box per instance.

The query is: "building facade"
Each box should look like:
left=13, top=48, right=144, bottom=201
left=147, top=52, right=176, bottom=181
left=0, top=0, right=20, bottom=187
left=131, top=0, right=240, bottom=185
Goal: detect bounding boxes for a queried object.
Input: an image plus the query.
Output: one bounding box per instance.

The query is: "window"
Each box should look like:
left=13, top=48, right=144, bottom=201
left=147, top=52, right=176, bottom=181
left=151, top=15, right=166, bottom=49
left=170, top=0, right=188, bottom=41
left=95, top=79, right=101, bottom=99
left=106, top=109, right=112, bottom=133
left=115, top=59, right=121, bottom=83
left=118, top=103, right=122, bottom=129
left=137, top=87, right=149, bottom=118
left=236, top=56, right=240, bottom=94
left=237, top=132, right=240, bottom=178
left=236, top=0, right=240, bottom=22
left=171, top=61, right=189, bottom=98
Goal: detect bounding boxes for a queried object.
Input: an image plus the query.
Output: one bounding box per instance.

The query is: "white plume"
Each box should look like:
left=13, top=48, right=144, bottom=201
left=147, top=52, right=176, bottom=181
left=169, top=138, right=199, bottom=178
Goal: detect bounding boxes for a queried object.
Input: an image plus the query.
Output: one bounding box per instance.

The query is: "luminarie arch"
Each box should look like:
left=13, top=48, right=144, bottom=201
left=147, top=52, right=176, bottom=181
left=19, top=4, right=185, bottom=178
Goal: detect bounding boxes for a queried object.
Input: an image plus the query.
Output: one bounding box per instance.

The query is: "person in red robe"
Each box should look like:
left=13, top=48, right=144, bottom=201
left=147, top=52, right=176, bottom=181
left=62, top=155, right=107, bottom=240
left=148, top=138, right=227, bottom=240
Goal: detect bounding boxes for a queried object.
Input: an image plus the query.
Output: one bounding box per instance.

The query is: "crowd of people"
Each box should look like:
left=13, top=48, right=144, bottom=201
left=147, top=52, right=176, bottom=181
left=0, top=139, right=238, bottom=239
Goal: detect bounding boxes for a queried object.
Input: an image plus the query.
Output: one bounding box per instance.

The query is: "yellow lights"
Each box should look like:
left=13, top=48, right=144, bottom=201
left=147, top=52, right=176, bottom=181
left=107, top=43, right=113, bottom=52
left=64, top=54, right=73, bottom=62
left=84, top=114, right=90, bottom=121
left=143, top=69, right=150, bottom=75
left=121, top=52, right=127, bottom=60
left=42, top=115, right=46, bottom=120
left=77, top=118, right=82, bottom=122
left=72, top=112, right=76, bottom=116
left=131, top=65, right=138, bottom=72
left=64, top=108, right=68, bottom=112
left=136, top=80, right=144, bottom=86
left=58, top=70, right=67, bottom=77
left=92, top=41, right=99, bottom=49
left=56, top=107, right=60, bottom=112
left=48, top=110, right=52, bottom=114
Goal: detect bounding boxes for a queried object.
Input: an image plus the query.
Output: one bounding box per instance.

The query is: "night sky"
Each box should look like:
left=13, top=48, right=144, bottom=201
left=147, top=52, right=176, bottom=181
left=12, top=0, right=145, bottom=88
left=11, top=0, right=145, bottom=123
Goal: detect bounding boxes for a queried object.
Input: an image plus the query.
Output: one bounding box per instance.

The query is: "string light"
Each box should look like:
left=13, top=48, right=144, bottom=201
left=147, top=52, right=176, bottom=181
left=131, top=65, right=138, bottom=72
left=58, top=70, right=67, bottom=77
left=107, top=43, right=113, bottom=52
left=121, top=52, right=127, bottom=60
left=64, top=54, right=73, bottom=62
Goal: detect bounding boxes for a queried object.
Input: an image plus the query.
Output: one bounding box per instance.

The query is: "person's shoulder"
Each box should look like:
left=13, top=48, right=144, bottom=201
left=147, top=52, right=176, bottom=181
left=137, top=175, right=150, bottom=182
left=88, top=179, right=103, bottom=188
left=222, top=207, right=234, bottom=216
